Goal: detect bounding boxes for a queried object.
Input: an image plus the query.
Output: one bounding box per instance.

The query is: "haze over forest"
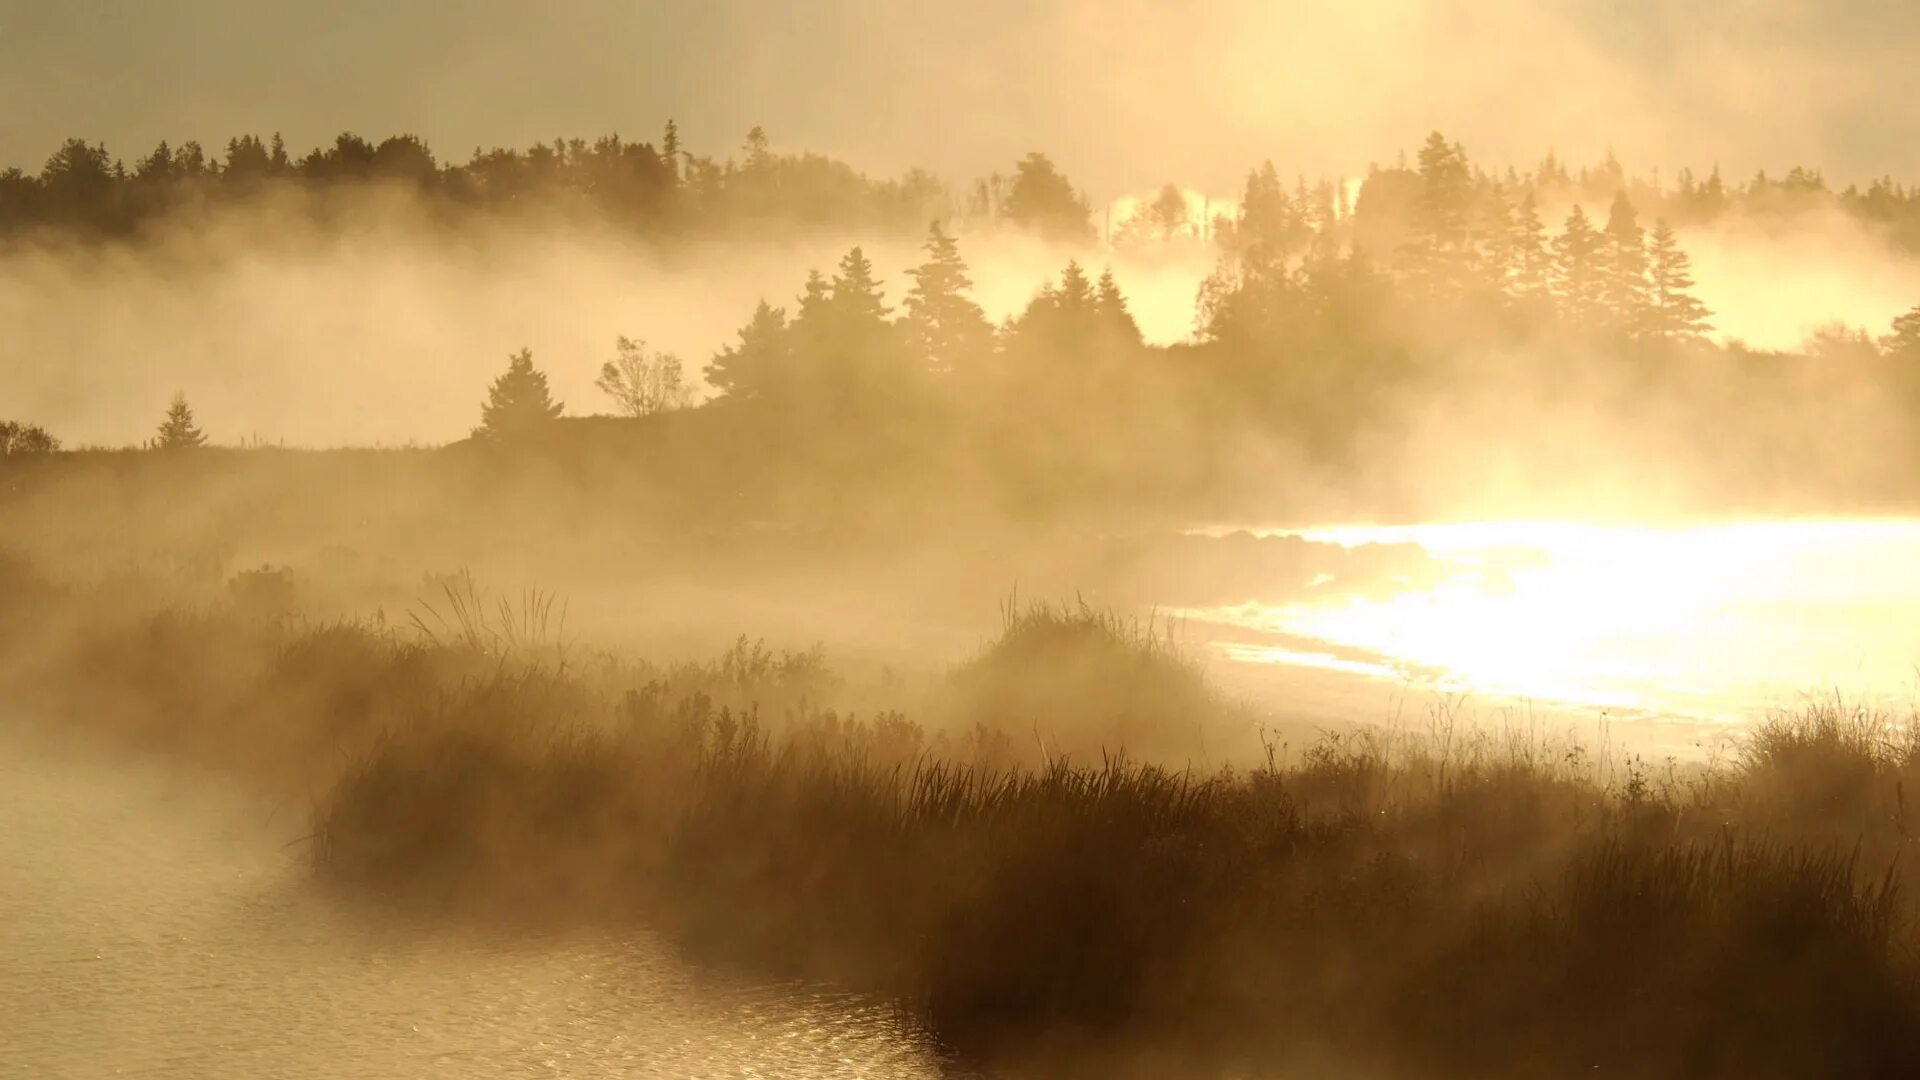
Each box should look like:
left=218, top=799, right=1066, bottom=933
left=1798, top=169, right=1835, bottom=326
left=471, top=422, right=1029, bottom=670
left=13, top=5, right=1920, bottom=1078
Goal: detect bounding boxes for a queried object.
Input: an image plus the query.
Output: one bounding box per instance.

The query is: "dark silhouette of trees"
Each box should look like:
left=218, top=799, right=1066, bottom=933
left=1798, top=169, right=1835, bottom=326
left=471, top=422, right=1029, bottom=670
left=596, top=337, right=694, bottom=416
left=0, top=420, right=59, bottom=456
left=706, top=301, right=792, bottom=401
left=155, top=394, right=207, bottom=449
left=1508, top=191, right=1554, bottom=306
left=1217, top=162, right=1305, bottom=270
left=476, top=349, right=563, bottom=440
left=902, top=223, right=993, bottom=375
left=0, top=124, right=951, bottom=241
left=1887, top=303, right=1920, bottom=358
left=1404, top=132, right=1474, bottom=297
left=1645, top=220, right=1712, bottom=342
left=1095, top=268, right=1142, bottom=345
left=1551, top=205, right=1606, bottom=327
left=1001, top=153, right=1093, bottom=243
left=1601, top=192, right=1651, bottom=335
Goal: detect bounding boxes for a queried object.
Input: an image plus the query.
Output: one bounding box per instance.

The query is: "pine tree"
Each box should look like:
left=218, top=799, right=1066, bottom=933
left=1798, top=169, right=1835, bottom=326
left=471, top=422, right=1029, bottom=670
left=475, top=349, right=562, bottom=440
left=155, top=393, right=206, bottom=449
left=1551, top=205, right=1606, bottom=326
left=1054, top=261, right=1094, bottom=310
left=1405, top=131, right=1473, bottom=296
left=705, top=300, right=790, bottom=400
left=1600, top=192, right=1650, bottom=334
left=1645, top=219, right=1712, bottom=342
left=1508, top=190, right=1553, bottom=305
left=1470, top=185, right=1515, bottom=296
left=1094, top=268, right=1142, bottom=344
left=830, top=246, right=891, bottom=325
left=1885, top=303, right=1920, bottom=357
left=662, top=119, right=681, bottom=183
left=902, top=222, right=992, bottom=374
left=1223, top=161, right=1298, bottom=270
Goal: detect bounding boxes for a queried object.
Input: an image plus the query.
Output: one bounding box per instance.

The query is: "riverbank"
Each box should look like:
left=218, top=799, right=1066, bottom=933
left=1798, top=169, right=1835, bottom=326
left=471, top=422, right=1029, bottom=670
left=8, top=570, right=1920, bottom=1077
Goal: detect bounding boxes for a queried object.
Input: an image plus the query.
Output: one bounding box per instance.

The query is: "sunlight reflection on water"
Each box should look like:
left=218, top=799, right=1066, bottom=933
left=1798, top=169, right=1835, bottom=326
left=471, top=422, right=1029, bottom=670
left=1187, top=519, right=1920, bottom=723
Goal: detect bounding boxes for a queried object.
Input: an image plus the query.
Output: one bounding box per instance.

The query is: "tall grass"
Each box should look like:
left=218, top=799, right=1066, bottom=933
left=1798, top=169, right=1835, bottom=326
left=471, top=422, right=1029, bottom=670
left=8, top=573, right=1920, bottom=1076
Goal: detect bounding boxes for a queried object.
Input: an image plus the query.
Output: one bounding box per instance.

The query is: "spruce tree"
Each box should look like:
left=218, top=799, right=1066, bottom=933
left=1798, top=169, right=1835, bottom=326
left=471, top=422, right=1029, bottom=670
left=475, top=349, right=562, bottom=440
left=1551, top=205, right=1606, bottom=327
left=902, top=222, right=992, bottom=374
left=154, top=393, right=206, bottom=449
left=1094, top=268, right=1143, bottom=344
left=1600, top=192, right=1650, bottom=334
left=1645, top=219, right=1712, bottom=342
left=1471, top=186, right=1515, bottom=296
left=706, top=300, right=791, bottom=400
left=830, top=246, right=891, bottom=326
left=1887, top=302, right=1920, bottom=357
left=661, top=119, right=681, bottom=183
left=1405, top=132, right=1473, bottom=296
left=1508, top=190, right=1553, bottom=304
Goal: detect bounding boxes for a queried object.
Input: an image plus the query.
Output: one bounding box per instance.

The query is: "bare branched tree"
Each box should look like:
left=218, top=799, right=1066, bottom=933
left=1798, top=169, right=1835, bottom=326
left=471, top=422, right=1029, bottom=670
left=596, top=336, right=695, bottom=417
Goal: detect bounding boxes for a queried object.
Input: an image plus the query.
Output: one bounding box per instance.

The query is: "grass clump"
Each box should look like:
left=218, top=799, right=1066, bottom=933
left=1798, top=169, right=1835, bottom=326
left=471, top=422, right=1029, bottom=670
left=12, top=577, right=1920, bottom=1077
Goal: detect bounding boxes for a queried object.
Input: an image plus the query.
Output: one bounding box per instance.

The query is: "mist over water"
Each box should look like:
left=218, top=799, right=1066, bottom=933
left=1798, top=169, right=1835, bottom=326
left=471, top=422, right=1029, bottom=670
left=0, top=726, right=945, bottom=1079
left=11, top=3, right=1920, bottom=1075
left=1188, top=519, right=1920, bottom=737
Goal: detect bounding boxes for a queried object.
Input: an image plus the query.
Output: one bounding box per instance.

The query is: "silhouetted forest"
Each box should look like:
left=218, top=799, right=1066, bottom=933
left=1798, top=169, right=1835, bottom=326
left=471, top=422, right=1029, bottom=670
left=8, top=123, right=1920, bottom=251
left=0, top=124, right=1098, bottom=242
left=7, top=129, right=1920, bottom=525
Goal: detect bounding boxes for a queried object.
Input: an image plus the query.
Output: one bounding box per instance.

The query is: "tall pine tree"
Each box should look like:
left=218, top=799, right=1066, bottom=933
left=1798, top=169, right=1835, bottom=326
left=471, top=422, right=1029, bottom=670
left=1508, top=190, right=1553, bottom=306
left=1551, top=205, right=1606, bottom=327
left=1600, top=192, right=1650, bottom=335
left=1645, top=219, right=1712, bottom=342
left=902, top=222, right=992, bottom=374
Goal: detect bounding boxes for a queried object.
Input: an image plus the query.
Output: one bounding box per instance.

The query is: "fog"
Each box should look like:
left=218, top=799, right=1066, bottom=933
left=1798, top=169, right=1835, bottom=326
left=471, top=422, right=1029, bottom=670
left=0, top=196, right=1222, bottom=447
left=10, top=1, right=1920, bottom=192
left=9, top=3, right=1920, bottom=1077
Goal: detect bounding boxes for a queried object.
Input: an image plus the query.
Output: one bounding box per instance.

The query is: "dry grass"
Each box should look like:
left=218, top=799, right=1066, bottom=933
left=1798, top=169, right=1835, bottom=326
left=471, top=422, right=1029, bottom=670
left=8, top=573, right=1920, bottom=1076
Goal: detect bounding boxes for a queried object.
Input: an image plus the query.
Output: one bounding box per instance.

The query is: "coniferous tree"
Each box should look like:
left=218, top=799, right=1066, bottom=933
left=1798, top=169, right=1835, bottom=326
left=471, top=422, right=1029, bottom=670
left=1508, top=190, right=1554, bottom=305
left=829, top=246, right=891, bottom=326
left=661, top=119, right=682, bottom=183
left=155, top=393, right=207, bottom=449
left=902, top=222, right=992, bottom=374
left=1470, top=185, right=1515, bottom=296
left=1094, top=268, right=1143, bottom=345
left=475, top=349, right=562, bottom=440
left=706, top=300, right=790, bottom=400
left=1645, top=219, right=1712, bottom=342
left=1404, top=132, right=1473, bottom=296
left=1885, top=302, right=1920, bottom=357
left=1600, top=192, right=1650, bottom=334
left=1001, top=153, right=1094, bottom=243
left=1221, top=161, right=1300, bottom=270
left=1551, top=205, right=1606, bottom=326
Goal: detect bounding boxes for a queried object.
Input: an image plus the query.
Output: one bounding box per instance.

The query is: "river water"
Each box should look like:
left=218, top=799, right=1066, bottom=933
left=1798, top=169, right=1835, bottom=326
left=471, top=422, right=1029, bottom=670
left=1186, top=519, right=1920, bottom=751
left=0, top=726, right=947, bottom=1079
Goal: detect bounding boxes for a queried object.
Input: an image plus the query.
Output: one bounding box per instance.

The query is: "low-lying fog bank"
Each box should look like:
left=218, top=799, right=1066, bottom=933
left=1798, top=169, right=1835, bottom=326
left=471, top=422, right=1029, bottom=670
left=7, top=554, right=1920, bottom=1077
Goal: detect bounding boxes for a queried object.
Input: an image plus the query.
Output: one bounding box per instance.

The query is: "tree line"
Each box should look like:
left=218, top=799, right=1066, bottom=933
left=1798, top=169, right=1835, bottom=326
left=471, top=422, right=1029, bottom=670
left=7, top=122, right=1920, bottom=253
left=0, top=125, right=1094, bottom=243
left=8, top=131, right=1920, bottom=478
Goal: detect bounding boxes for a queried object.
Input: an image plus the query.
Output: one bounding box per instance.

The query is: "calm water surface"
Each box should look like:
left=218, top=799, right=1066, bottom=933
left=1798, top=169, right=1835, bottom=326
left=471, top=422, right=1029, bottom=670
left=1189, top=518, right=1920, bottom=737
left=0, top=726, right=948, bottom=1079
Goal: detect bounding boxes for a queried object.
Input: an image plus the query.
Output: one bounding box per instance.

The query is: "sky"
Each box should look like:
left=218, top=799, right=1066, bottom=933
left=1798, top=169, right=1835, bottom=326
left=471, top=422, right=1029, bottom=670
left=3, top=0, right=1920, bottom=198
